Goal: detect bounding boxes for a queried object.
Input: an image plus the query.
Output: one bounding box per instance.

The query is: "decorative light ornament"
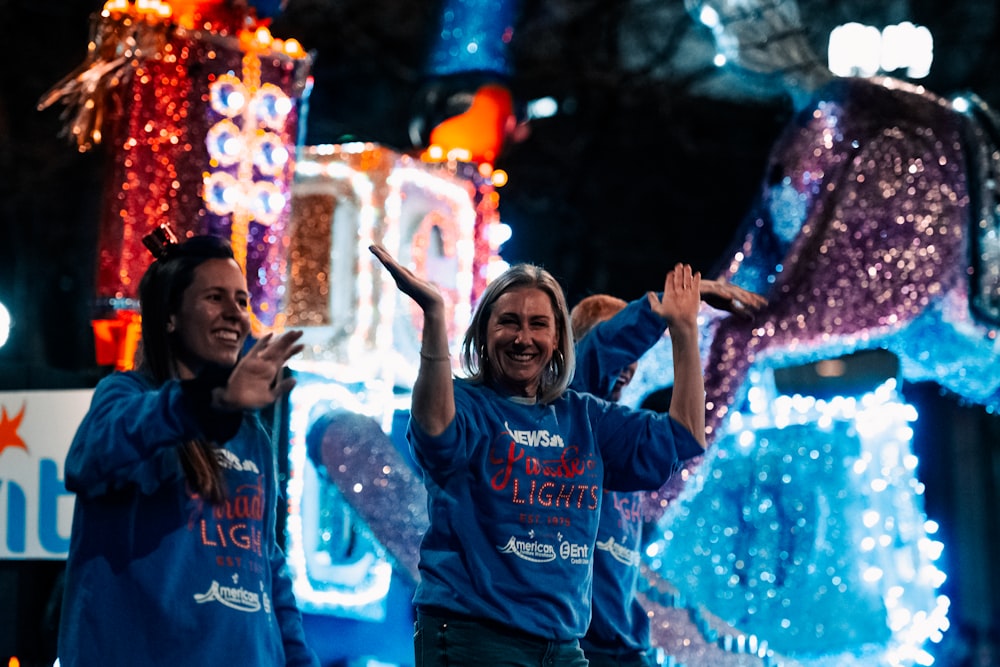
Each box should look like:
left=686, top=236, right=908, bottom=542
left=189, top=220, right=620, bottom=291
left=205, top=119, right=246, bottom=166
left=203, top=52, right=297, bottom=265
left=247, top=181, right=286, bottom=223
left=209, top=74, right=248, bottom=116
left=251, top=82, right=293, bottom=129
left=203, top=171, right=240, bottom=215
left=642, top=376, right=950, bottom=666
left=252, top=133, right=290, bottom=176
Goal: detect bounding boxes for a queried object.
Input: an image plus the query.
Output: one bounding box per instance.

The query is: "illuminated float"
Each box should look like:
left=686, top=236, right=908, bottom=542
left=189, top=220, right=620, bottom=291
left=39, top=0, right=312, bottom=366
left=281, top=142, right=508, bottom=615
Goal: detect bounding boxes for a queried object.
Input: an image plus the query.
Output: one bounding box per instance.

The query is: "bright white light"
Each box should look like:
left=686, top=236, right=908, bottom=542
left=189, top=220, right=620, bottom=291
left=0, top=301, right=9, bottom=348
left=487, top=222, right=513, bottom=248
left=697, top=5, right=720, bottom=28
left=486, top=257, right=510, bottom=282
left=526, top=96, right=558, bottom=119
left=829, top=22, right=933, bottom=79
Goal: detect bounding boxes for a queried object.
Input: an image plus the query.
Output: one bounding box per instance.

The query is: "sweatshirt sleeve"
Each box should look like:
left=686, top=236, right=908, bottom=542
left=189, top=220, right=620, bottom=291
left=592, top=398, right=704, bottom=492
left=269, top=544, right=320, bottom=667
left=571, top=296, right=666, bottom=399
left=64, top=371, right=238, bottom=498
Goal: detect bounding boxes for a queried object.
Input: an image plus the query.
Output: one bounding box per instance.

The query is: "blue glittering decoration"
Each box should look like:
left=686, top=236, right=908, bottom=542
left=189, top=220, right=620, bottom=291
left=426, top=0, right=520, bottom=77
left=641, top=376, right=948, bottom=665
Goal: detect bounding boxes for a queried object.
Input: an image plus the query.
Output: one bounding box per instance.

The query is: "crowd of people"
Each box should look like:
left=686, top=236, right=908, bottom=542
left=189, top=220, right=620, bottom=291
left=56, top=224, right=762, bottom=666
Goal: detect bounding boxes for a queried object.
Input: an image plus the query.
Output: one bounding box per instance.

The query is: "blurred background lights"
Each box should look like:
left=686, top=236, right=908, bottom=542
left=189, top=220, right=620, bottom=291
left=525, top=96, right=558, bottom=120
left=0, top=300, right=10, bottom=349
left=828, top=22, right=933, bottom=79
left=252, top=83, right=293, bottom=128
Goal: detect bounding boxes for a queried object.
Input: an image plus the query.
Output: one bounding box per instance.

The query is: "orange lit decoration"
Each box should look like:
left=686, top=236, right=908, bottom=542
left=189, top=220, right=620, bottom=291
left=40, top=0, right=311, bottom=368
left=412, top=0, right=524, bottom=166
left=421, top=83, right=515, bottom=165
left=91, top=310, right=142, bottom=370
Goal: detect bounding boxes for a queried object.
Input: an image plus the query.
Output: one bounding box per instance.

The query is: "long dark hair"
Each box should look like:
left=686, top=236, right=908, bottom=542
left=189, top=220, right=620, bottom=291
left=137, top=235, right=238, bottom=504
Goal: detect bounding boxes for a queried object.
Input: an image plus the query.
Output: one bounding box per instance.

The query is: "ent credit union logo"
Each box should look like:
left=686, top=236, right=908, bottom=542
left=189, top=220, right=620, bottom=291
left=497, top=534, right=591, bottom=565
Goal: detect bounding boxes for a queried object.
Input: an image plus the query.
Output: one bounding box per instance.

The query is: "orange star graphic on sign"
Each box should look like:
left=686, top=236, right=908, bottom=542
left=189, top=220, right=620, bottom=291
left=0, top=403, right=27, bottom=456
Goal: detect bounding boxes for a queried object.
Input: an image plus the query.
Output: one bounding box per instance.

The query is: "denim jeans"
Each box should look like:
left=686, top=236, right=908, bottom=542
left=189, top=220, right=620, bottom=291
left=414, top=610, right=590, bottom=667
left=582, top=648, right=658, bottom=667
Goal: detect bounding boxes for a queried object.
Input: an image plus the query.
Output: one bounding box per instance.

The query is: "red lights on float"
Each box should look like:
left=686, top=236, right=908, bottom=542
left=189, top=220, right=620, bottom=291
left=40, top=0, right=312, bottom=369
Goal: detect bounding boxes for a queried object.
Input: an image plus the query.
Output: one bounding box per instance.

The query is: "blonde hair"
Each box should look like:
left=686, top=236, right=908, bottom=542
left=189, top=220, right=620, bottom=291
left=461, top=263, right=575, bottom=404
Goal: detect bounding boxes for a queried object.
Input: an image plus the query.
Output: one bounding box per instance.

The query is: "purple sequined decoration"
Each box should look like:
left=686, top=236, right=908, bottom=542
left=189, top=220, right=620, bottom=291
left=704, top=76, right=1000, bottom=439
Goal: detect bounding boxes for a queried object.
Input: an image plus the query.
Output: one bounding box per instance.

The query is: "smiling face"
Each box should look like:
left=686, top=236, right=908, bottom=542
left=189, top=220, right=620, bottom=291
left=167, top=257, right=251, bottom=379
left=609, top=361, right=639, bottom=403
left=485, top=286, right=560, bottom=398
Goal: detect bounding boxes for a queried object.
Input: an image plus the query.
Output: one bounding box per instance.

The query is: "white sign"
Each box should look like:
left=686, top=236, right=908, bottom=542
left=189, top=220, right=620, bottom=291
left=0, top=389, right=93, bottom=559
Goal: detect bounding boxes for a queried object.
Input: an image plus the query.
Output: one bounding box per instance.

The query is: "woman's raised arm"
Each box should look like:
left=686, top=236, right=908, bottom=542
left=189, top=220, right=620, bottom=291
left=370, top=244, right=455, bottom=436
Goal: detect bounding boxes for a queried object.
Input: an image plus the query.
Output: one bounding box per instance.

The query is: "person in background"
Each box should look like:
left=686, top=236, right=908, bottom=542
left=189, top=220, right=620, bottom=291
left=58, top=230, right=318, bottom=667
left=370, top=243, right=706, bottom=667
left=571, top=279, right=766, bottom=667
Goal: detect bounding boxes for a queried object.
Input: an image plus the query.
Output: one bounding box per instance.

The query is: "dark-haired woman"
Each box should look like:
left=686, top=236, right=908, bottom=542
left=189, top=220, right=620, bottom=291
left=58, top=234, right=318, bottom=666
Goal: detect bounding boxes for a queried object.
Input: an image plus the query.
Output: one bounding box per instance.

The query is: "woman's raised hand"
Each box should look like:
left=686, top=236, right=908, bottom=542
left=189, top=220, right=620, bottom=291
left=648, top=263, right=702, bottom=329
left=216, top=330, right=305, bottom=410
left=369, top=244, right=445, bottom=313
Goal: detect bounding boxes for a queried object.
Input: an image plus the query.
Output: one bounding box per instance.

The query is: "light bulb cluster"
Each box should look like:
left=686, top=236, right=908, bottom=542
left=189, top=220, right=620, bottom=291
left=204, top=75, right=293, bottom=226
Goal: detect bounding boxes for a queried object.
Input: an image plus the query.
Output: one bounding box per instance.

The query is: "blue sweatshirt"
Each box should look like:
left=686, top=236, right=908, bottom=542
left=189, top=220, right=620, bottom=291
left=58, top=371, right=319, bottom=667
left=409, top=376, right=702, bottom=641
left=572, top=296, right=669, bottom=655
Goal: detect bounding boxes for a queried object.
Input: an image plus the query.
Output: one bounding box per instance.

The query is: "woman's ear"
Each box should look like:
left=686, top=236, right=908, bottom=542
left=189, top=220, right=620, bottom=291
left=166, top=316, right=176, bottom=333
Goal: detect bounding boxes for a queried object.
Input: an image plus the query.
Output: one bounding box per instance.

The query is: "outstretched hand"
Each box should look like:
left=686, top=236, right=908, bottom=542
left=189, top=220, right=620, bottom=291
left=649, top=263, right=701, bottom=329
left=217, top=330, right=305, bottom=410
left=369, top=244, right=445, bottom=313
left=699, top=279, right=768, bottom=318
